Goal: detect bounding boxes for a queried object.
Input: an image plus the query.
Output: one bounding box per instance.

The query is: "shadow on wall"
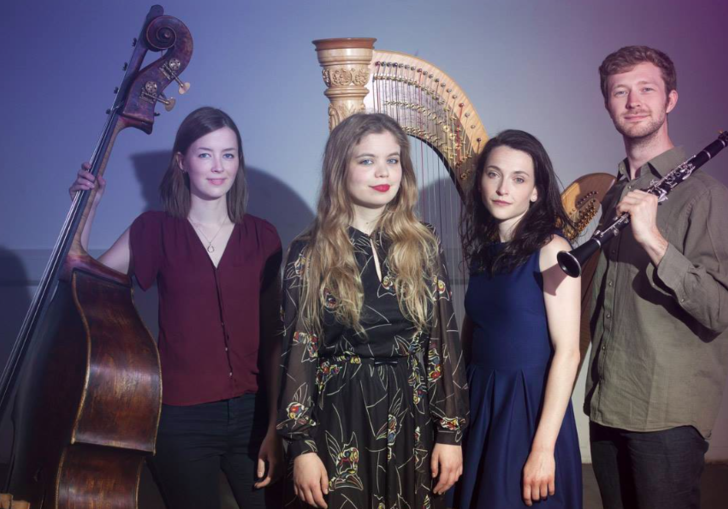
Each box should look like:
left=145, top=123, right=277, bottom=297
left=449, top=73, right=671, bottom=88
left=131, top=150, right=170, bottom=212
left=246, top=165, right=315, bottom=251
left=0, top=246, right=32, bottom=463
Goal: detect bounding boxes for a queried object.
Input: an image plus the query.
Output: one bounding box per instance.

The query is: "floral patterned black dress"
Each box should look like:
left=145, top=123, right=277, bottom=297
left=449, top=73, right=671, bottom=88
left=277, top=227, right=469, bottom=509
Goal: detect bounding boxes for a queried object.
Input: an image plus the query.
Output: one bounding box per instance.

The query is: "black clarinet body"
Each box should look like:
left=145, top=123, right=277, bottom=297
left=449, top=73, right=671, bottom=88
left=557, top=131, right=728, bottom=278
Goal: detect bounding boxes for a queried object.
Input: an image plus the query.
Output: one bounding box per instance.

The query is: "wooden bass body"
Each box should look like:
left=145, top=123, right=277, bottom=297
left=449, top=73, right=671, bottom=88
left=9, top=267, right=160, bottom=508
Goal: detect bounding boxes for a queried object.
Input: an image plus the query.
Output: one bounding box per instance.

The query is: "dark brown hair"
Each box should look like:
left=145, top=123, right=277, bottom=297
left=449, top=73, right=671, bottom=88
left=599, top=46, right=677, bottom=103
left=159, top=107, right=247, bottom=222
left=460, top=129, right=572, bottom=275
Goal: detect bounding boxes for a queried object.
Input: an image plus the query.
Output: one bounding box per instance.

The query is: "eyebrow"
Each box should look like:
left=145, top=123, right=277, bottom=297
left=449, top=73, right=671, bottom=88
left=612, top=79, right=658, bottom=88
left=354, top=152, right=400, bottom=158
left=486, top=165, right=531, bottom=176
left=197, top=147, right=237, bottom=152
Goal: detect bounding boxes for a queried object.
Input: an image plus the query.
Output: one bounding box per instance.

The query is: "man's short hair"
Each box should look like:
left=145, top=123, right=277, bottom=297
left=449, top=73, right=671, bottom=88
left=599, top=46, right=677, bottom=103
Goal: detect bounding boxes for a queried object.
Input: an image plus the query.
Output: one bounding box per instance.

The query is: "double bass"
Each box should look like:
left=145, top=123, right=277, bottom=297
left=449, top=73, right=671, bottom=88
left=0, top=6, right=193, bottom=507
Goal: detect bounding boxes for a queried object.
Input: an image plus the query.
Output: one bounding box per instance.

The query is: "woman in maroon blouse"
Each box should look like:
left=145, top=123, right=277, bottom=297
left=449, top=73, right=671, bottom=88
left=70, top=107, right=283, bottom=509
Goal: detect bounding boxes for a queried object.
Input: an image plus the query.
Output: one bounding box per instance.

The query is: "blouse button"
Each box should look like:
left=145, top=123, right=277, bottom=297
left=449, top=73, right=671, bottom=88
left=229, top=372, right=233, bottom=377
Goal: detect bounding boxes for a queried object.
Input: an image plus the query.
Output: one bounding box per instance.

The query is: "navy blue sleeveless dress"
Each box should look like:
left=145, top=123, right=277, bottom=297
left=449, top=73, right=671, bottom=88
left=458, top=245, right=582, bottom=508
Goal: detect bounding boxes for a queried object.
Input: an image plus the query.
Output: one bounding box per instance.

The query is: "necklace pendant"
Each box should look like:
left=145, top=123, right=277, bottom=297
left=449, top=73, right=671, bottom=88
left=207, top=245, right=215, bottom=253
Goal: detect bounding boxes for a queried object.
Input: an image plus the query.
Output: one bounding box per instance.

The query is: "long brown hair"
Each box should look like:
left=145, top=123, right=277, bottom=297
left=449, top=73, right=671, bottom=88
left=460, top=129, right=572, bottom=275
left=299, top=113, right=438, bottom=334
left=159, top=107, right=248, bottom=222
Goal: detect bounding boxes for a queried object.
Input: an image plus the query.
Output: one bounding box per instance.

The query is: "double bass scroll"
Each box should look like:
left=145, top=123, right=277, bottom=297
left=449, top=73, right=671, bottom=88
left=0, top=5, right=193, bottom=508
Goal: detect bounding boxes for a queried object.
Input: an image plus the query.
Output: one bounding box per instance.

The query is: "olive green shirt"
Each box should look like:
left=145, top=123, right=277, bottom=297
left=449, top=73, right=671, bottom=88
left=584, top=147, right=728, bottom=439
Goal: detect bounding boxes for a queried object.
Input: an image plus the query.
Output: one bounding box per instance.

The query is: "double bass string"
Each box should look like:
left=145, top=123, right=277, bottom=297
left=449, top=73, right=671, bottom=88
left=0, top=108, right=118, bottom=412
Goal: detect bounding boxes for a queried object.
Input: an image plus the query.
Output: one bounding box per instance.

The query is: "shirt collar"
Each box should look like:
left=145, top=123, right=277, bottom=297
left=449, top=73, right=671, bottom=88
left=617, top=146, right=687, bottom=181
left=347, top=226, right=387, bottom=246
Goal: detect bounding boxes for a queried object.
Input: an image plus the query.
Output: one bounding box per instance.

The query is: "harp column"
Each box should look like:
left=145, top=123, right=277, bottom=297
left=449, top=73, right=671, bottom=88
left=313, top=38, right=376, bottom=131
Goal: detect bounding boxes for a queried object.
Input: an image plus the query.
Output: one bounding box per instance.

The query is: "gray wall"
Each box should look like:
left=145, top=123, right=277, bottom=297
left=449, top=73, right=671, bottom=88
left=1, top=0, right=727, bottom=461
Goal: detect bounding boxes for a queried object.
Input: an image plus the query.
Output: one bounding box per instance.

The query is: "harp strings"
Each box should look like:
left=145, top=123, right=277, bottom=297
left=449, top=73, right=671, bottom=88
left=370, top=56, right=467, bottom=323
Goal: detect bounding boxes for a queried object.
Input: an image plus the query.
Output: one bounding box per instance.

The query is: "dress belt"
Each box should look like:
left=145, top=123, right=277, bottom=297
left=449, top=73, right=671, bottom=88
left=326, top=355, right=409, bottom=366
left=371, top=357, right=405, bottom=366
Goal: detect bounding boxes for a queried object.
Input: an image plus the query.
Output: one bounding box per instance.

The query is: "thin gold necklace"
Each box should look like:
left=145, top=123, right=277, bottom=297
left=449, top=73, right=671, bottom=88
left=188, top=219, right=227, bottom=253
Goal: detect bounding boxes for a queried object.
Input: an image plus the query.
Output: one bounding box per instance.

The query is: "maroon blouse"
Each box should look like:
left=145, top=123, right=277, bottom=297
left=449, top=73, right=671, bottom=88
left=129, top=211, right=282, bottom=406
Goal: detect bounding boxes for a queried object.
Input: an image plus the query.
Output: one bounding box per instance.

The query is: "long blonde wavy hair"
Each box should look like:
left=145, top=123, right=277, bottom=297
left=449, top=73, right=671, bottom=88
left=299, top=113, right=439, bottom=335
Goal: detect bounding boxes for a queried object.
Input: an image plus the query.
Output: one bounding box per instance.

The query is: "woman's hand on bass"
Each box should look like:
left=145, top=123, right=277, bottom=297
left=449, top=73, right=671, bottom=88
left=293, top=452, right=329, bottom=508
left=69, top=162, right=106, bottom=208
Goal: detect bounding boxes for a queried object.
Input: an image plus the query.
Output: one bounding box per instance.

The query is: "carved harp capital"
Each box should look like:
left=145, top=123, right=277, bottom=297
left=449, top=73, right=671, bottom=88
left=313, top=38, right=376, bottom=130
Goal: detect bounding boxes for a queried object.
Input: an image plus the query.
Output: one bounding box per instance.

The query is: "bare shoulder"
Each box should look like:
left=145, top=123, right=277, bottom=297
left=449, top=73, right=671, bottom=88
left=538, top=235, right=572, bottom=276
left=540, top=235, right=571, bottom=261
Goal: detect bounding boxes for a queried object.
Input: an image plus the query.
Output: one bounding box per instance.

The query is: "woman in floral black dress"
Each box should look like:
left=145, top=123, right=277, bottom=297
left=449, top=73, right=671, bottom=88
left=276, top=113, right=469, bottom=509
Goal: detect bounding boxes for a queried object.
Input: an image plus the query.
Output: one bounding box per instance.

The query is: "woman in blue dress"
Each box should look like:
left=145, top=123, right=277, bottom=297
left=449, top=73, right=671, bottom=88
left=458, top=130, right=582, bottom=508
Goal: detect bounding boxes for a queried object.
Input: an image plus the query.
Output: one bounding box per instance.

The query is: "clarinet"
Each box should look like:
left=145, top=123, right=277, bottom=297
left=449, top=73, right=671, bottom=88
left=557, top=131, right=728, bottom=278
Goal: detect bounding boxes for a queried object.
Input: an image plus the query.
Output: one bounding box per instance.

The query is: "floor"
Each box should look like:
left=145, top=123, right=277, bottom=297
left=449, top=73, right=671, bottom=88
left=136, top=463, right=728, bottom=508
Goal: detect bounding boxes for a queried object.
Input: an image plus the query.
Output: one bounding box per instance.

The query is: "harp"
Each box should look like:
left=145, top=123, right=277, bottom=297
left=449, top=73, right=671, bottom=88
left=313, top=38, right=487, bottom=322
left=313, top=38, right=615, bottom=348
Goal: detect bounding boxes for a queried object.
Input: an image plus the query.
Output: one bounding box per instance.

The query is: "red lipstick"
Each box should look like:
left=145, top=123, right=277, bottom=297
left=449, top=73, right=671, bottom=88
left=372, top=185, right=391, bottom=193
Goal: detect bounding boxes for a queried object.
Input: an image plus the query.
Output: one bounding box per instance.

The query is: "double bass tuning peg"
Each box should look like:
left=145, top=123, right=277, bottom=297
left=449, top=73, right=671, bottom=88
left=177, top=81, right=191, bottom=95
left=142, top=81, right=175, bottom=112
left=157, top=93, right=176, bottom=112
left=161, top=59, right=191, bottom=95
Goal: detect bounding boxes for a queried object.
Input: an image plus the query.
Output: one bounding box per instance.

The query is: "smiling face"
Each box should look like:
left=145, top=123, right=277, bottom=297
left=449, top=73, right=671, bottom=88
left=177, top=127, right=240, bottom=202
left=479, top=145, right=538, bottom=238
left=605, top=61, right=678, bottom=141
left=345, top=130, right=403, bottom=214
